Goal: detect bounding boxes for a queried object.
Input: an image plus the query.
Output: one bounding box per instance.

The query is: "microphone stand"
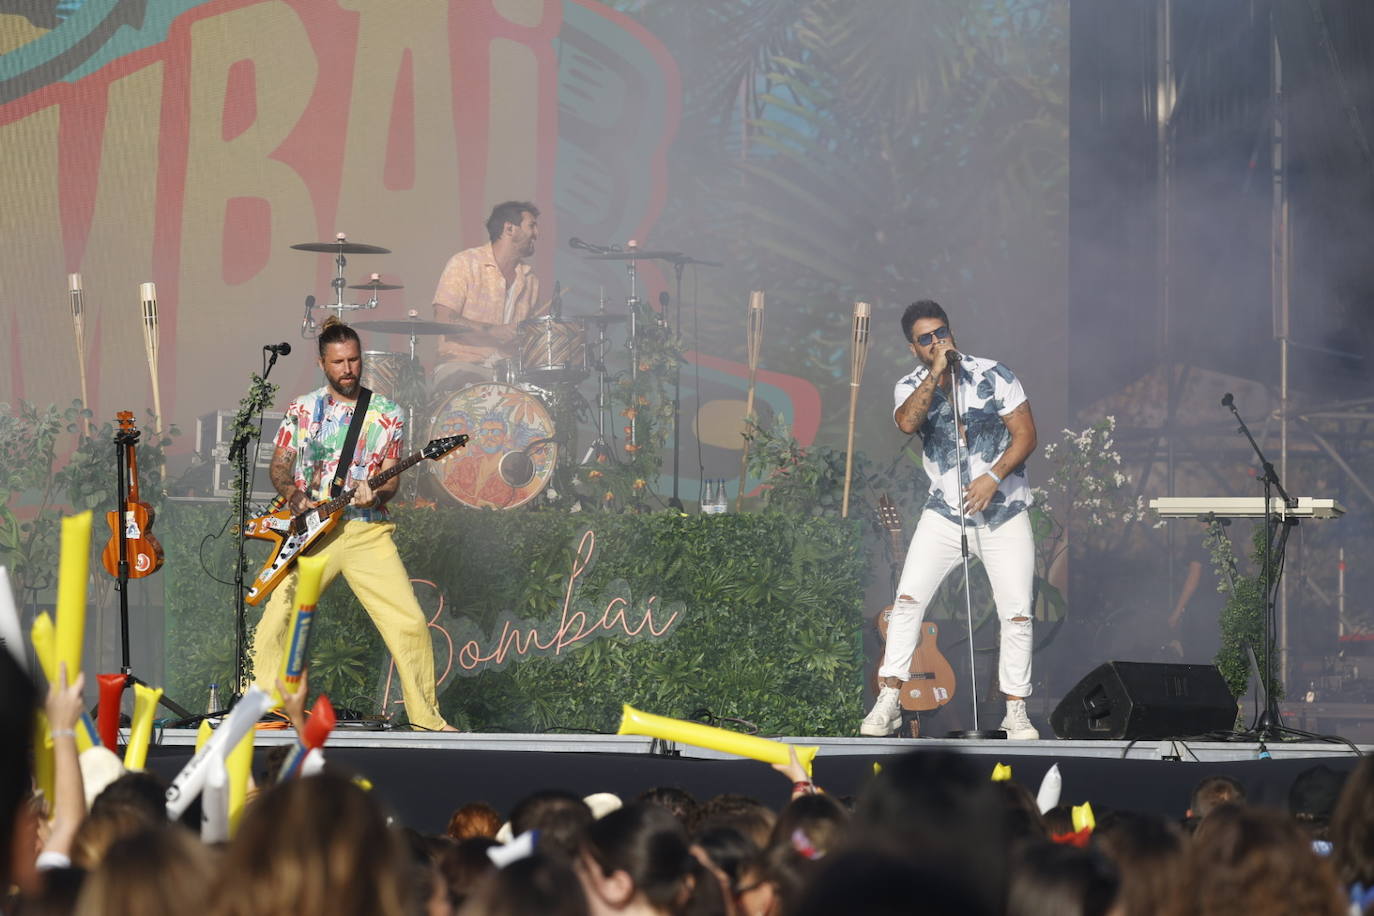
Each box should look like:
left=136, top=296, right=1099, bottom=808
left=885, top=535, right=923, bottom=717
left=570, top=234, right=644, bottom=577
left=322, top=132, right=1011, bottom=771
left=1222, top=393, right=1302, bottom=741
left=943, top=354, right=1003, bottom=739
left=225, top=350, right=284, bottom=707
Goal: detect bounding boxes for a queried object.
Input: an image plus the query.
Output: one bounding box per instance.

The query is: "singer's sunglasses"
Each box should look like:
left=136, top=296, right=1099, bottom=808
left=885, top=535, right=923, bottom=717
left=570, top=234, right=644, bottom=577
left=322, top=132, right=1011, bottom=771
left=914, top=326, right=952, bottom=347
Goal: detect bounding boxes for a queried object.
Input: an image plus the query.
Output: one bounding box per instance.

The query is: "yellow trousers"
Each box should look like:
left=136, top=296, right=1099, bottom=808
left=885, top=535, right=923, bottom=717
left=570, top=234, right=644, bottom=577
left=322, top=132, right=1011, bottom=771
left=249, top=518, right=447, bottom=730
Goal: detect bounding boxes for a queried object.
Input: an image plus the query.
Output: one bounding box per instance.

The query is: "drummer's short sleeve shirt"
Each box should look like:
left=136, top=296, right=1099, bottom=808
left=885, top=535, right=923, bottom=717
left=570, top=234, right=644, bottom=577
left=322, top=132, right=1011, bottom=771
left=431, top=242, right=542, bottom=365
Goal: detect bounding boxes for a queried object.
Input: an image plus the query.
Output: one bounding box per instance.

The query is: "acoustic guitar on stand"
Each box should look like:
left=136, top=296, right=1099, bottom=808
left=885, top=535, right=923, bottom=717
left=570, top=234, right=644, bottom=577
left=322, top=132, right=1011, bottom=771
left=243, top=435, right=467, bottom=605
left=875, top=494, right=956, bottom=728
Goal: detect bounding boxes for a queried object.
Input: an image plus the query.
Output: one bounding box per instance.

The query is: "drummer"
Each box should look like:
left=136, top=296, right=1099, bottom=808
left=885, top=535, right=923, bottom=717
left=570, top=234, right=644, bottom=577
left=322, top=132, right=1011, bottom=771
left=431, top=200, right=545, bottom=390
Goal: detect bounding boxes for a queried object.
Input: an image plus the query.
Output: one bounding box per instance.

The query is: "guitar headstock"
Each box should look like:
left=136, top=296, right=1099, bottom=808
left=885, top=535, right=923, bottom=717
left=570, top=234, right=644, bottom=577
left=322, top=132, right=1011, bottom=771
left=877, top=492, right=903, bottom=533
left=423, top=434, right=469, bottom=460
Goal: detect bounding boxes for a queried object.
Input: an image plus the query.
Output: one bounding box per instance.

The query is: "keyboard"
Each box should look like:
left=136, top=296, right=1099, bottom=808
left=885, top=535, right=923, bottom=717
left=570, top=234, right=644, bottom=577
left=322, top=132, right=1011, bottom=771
left=1149, top=497, right=1345, bottom=519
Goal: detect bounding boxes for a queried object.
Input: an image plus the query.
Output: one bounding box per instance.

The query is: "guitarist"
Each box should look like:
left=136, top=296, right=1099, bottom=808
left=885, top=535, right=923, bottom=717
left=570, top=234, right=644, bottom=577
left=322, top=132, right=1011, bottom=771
left=860, top=301, right=1040, bottom=740
left=250, top=317, right=455, bottom=731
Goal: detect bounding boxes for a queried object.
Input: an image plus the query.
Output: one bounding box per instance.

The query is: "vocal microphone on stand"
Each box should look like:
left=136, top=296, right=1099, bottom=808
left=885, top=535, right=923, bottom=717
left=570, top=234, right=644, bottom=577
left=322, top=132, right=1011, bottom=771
left=264, top=342, right=292, bottom=356
left=302, top=294, right=316, bottom=333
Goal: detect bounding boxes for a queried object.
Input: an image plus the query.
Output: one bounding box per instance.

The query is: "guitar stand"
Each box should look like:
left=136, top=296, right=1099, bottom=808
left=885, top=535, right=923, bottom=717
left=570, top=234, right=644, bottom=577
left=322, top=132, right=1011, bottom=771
left=109, top=425, right=192, bottom=721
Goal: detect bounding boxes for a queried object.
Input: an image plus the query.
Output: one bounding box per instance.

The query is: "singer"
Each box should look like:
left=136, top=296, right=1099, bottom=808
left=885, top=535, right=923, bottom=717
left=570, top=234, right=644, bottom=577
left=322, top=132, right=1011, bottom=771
left=431, top=200, right=545, bottom=390
left=251, top=317, right=455, bottom=731
left=860, top=300, right=1041, bottom=739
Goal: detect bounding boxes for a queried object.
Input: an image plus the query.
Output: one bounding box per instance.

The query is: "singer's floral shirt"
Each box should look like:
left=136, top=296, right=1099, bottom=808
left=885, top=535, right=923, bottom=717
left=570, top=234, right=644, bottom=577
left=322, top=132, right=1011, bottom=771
left=274, top=387, right=404, bottom=521
left=892, top=355, right=1032, bottom=529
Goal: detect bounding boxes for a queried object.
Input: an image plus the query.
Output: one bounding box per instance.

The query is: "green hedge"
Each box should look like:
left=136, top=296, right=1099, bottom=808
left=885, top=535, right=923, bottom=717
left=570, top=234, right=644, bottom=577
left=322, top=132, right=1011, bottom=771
left=163, top=505, right=867, bottom=736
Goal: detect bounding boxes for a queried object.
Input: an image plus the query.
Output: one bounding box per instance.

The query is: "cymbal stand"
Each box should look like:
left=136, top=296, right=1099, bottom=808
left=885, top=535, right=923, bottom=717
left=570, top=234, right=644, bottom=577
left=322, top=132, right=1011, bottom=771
left=581, top=289, right=618, bottom=466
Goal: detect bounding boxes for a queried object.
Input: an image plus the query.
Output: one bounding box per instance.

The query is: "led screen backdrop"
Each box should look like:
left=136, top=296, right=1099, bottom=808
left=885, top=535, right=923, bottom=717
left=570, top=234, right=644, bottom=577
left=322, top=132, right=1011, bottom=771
left=1, top=0, right=1068, bottom=500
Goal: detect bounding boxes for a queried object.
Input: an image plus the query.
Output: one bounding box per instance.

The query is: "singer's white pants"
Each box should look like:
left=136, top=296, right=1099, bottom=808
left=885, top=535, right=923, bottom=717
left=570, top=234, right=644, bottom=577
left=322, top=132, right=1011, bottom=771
left=878, top=509, right=1034, bottom=697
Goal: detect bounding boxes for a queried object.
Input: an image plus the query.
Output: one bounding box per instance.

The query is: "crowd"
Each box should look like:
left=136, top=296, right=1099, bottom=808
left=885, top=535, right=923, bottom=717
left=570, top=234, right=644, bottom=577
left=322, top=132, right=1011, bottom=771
left=3, top=651, right=1373, bottom=916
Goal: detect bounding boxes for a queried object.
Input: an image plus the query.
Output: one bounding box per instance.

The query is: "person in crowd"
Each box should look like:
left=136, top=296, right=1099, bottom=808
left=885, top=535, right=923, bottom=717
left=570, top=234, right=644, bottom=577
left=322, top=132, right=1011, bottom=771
left=73, top=824, right=216, bottom=916
left=996, top=780, right=1049, bottom=845
left=577, top=803, right=725, bottom=915
left=508, top=790, right=594, bottom=859
left=439, top=838, right=499, bottom=911
left=1168, top=803, right=1346, bottom=916
left=458, top=852, right=587, bottom=916
left=447, top=802, right=503, bottom=842
left=735, top=841, right=815, bottom=916
left=71, top=770, right=169, bottom=869
left=637, top=787, right=699, bottom=827
left=0, top=651, right=36, bottom=913
left=1330, top=756, right=1374, bottom=904
left=693, top=827, right=757, bottom=903
left=210, top=771, right=416, bottom=916
left=863, top=300, right=1040, bottom=739
left=1092, top=812, right=1188, bottom=916
left=1289, top=763, right=1346, bottom=854
left=851, top=749, right=1011, bottom=914
left=1007, top=842, right=1121, bottom=916
left=796, top=849, right=992, bottom=916
left=766, top=794, right=849, bottom=861
left=691, top=795, right=777, bottom=849
left=1183, top=774, right=1245, bottom=832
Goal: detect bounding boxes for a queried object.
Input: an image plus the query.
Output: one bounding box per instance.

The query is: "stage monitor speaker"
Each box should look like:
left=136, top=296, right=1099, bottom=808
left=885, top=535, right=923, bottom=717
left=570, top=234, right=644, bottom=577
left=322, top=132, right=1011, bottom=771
left=1050, top=661, right=1236, bottom=740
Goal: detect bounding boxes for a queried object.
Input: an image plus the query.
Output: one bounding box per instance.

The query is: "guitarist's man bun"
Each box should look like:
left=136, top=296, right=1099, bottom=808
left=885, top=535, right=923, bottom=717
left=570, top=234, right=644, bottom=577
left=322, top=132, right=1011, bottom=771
left=318, top=315, right=361, bottom=357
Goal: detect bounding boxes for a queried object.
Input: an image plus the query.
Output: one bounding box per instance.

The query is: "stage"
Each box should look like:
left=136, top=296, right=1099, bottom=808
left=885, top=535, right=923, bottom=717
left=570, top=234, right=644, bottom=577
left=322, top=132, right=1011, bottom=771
left=145, top=730, right=1368, bottom=835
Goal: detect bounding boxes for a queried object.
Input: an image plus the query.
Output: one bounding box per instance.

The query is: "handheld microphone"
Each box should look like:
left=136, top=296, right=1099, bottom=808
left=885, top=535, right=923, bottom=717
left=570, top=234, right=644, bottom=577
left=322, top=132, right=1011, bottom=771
left=945, top=349, right=962, bottom=363
left=264, top=342, right=292, bottom=356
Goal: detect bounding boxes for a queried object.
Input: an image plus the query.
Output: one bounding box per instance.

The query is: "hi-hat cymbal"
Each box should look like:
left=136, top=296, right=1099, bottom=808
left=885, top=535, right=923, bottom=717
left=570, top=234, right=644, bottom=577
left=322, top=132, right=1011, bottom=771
left=291, top=240, right=392, bottom=254
left=347, top=280, right=404, bottom=291
left=583, top=249, right=683, bottom=261
left=353, top=319, right=458, bottom=336
left=566, top=313, right=628, bottom=324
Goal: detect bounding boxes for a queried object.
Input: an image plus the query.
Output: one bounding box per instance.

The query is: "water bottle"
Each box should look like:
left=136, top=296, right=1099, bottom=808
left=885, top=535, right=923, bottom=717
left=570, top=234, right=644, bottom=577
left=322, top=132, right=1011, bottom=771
left=206, top=683, right=221, bottom=714
left=715, top=479, right=729, bottom=513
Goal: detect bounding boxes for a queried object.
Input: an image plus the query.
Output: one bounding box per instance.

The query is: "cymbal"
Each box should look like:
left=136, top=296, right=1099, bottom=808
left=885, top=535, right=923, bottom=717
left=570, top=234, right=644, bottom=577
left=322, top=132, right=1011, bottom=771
left=353, top=319, right=459, bottom=336
left=566, top=313, right=628, bottom=324
left=291, top=240, right=392, bottom=254
left=347, top=281, right=404, bottom=291
left=583, top=249, right=683, bottom=261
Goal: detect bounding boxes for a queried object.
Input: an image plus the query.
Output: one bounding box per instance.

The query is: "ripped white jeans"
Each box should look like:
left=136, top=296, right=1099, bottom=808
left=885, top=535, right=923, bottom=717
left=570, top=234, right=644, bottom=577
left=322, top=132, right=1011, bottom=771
left=878, top=509, right=1034, bottom=697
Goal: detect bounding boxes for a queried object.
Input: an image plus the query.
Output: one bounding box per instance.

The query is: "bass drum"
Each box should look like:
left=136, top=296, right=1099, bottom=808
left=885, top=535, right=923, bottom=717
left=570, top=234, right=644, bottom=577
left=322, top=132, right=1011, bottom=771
left=427, top=383, right=557, bottom=509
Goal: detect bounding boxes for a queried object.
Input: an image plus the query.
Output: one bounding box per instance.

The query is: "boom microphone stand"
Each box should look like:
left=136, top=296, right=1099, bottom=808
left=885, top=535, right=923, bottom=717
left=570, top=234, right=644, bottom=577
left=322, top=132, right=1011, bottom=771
left=226, top=348, right=286, bottom=705
left=1221, top=392, right=1301, bottom=741
left=943, top=353, right=1003, bottom=740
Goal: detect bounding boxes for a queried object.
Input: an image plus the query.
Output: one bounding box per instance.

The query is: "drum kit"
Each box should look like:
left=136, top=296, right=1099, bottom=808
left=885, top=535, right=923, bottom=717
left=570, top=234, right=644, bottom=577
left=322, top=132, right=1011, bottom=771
left=289, top=235, right=704, bottom=509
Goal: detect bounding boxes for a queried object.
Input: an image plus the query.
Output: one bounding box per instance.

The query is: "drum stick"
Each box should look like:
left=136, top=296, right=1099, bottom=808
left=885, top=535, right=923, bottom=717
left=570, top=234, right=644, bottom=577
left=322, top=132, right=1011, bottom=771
left=139, top=283, right=165, bottom=479
left=736, top=291, right=765, bottom=511
left=68, top=274, right=91, bottom=437
left=841, top=301, right=871, bottom=518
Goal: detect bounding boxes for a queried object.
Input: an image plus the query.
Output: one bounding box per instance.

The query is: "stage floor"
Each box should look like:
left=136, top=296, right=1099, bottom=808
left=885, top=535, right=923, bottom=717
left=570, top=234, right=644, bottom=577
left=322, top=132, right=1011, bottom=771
left=145, top=730, right=1367, bottom=834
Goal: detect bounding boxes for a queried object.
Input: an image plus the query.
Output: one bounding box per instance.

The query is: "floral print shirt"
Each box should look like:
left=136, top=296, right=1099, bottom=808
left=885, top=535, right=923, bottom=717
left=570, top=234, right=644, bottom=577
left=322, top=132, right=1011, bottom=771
left=892, top=354, right=1032, bottom=530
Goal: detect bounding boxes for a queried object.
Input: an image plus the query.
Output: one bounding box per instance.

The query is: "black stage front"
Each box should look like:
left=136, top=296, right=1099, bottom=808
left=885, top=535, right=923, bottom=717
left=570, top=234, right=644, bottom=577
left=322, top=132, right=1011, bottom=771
left=145, top=735, right=1364, bottom=835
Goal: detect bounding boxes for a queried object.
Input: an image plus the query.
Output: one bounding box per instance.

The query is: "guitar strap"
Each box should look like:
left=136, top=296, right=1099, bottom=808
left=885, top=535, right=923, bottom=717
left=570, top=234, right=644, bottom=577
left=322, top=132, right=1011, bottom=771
left=330, top=387, right=373, bottom=498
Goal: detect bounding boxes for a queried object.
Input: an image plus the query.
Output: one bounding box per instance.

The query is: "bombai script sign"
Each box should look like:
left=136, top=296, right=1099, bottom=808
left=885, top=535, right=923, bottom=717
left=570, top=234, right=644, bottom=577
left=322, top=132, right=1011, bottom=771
left=451, top=530, right=684, bottom=676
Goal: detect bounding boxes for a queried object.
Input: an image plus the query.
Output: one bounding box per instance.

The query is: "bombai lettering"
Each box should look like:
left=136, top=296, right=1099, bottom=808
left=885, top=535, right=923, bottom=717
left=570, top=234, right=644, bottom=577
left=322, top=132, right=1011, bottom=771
left=452, top=530, right=683, bottom=675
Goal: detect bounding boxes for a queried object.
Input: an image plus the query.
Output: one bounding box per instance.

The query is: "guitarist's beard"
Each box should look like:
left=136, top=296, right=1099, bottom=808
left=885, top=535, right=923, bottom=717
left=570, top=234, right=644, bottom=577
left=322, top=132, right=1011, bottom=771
left=326, top=374, right=361, bottom=400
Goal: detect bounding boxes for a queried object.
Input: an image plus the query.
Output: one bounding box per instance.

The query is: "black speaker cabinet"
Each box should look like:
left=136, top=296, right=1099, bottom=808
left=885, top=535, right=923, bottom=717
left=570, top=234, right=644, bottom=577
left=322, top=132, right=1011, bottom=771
left=1050, top=661, right=1236, bottom=740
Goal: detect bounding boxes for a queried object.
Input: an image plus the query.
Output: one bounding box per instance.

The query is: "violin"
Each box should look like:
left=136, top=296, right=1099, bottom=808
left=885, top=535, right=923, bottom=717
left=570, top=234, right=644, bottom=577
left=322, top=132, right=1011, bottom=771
left=102, top=411, right=164, bottom=578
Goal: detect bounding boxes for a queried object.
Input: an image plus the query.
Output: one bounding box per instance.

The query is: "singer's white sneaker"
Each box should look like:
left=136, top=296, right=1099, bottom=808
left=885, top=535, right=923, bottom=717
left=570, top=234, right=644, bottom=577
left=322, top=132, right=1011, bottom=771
left=860, top=686, right=903, bottom=737
left=1000, top=698, right=1040, bottom=740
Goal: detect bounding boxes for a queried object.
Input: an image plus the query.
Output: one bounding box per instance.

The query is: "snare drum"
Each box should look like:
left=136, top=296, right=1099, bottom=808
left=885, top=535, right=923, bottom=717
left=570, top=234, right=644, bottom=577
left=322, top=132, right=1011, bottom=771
left=427, top=383, right=557, bottom=509
left=518, top=316, right=586, bottom=384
